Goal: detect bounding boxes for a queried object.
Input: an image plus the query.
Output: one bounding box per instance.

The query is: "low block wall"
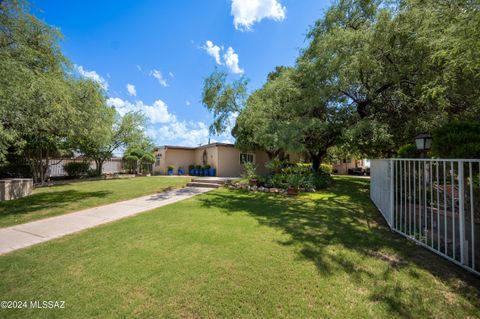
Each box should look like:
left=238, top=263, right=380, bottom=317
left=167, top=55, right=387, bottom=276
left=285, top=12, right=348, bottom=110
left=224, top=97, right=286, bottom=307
left=0, top=179, right=33, bottom=201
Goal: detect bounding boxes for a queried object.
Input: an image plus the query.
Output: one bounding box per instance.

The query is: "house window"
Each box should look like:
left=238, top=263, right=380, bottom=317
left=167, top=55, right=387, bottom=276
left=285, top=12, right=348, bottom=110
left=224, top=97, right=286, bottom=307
left=240, top=153, right=254, bottom=164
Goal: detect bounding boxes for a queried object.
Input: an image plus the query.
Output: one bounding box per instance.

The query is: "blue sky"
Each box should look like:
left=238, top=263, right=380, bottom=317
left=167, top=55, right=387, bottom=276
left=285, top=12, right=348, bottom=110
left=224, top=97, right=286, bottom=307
left=34, top=0, right=330, bottom=147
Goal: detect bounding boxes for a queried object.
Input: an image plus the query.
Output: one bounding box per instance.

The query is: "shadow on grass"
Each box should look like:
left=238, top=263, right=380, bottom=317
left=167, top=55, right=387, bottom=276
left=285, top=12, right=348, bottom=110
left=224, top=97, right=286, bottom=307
left=0, top=190, right=111, bottom=219
left=198, top=177, right=480, bottom=317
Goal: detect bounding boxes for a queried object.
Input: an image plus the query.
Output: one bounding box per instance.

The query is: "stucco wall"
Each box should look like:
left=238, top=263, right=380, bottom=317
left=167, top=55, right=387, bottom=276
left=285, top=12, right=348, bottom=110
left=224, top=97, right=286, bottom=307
left=194, top=146, right=218, bottom=168
left=153, top=148, right=167, bottom=175
left=215, top=146, right=270, bottom=177
left=165, top=149, right=195, bottom=174
left=153, top=144, right=284, bottom=177
left=0, top=179, right=33, bottom=201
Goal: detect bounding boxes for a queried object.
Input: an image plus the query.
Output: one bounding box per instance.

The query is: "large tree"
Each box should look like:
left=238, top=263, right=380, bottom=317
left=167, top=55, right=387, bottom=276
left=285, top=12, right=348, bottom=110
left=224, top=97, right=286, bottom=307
left=1, top=0, right=153, bottom=181
left=0, top=0, right=79, bottom=182
left=233, top=67, right=293, bottom=159
left=304, top=0, right=480, bottom=154
left=77, top=111, right=148, bottom=176
left=204, top=0, right=480, bottom=166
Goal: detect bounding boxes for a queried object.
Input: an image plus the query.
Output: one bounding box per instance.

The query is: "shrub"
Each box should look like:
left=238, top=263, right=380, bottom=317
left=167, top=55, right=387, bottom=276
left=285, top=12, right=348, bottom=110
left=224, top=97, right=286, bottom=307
left=189, top=164, right=195, bottom=170
left=204, top=164, right=211, bottom=169
left=63, top=162, right=90, bottom=178
left=269, top=163, right=332, bottom=190
left=167, top=165, right=174, bottom=170
left=320, top=163, right=333, bottom=174
left=397, top=144, right=420, bottom=158
left=195, top=165, right=201, bottom=169
left=242, top=162, right=257, bottom=180
left=256, top=175, right=272, bottom=187
left=286, top=173, right=303, bottom=189
left=266, top=159, right=285, bottom=173
left=271, top=173, right=288, bottom=189
left=87, top=168, right=101, bottom=178
left=431, top=121, right=480, bottom=158
left=308, top=171, right=332, bottom=189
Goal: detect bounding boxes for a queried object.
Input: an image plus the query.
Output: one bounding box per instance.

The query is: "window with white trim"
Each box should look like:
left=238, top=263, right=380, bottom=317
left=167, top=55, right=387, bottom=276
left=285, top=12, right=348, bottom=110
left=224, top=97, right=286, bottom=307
left=240, top=153, right=254, bottom=164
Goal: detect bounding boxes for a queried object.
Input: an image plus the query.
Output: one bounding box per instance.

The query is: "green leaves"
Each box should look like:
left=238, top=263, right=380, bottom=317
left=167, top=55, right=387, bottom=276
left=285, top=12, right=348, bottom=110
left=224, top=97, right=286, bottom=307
left=201, top=68, right=248, bottom=135
left=431, top=121, right=480, bottom=159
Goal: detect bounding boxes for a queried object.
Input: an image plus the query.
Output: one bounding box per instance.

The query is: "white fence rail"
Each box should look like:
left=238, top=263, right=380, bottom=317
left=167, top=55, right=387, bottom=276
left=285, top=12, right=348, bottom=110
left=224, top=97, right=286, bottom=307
left=48, top=159, right=123, bottom=177
left=370, top=159, right=480, bottom=276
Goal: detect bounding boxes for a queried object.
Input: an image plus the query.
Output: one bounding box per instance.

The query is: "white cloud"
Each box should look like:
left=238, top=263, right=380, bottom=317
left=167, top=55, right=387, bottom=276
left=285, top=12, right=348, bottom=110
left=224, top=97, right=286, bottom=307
left=75, top=65, right=109, bottom=90
left=136, top=65, right=142, bottom=72
left=106, top=97, right=127, bottom=109
left=106, top=97, right=236, bottom=148
left=186, top=100, right=191, bottom=106
left=154, top=121, right=210, bottom=147
left=223, top=47, right=244, bottom=74
left=203, top=40, right=222, bottom=65
left=202, top=41, right=244, bottom=74
left=106, top=97, right=135, bottom=116
left=169, top=72, right=175, bottom=78
left=149, top=69, right=168, bottom=87
left=231, top=0, right=286, bottom=31
left=106, top=97, right=175, bottom=124
left=126, top=83, right=136, bottom=96
left=138, top=100, right=175, bottom=124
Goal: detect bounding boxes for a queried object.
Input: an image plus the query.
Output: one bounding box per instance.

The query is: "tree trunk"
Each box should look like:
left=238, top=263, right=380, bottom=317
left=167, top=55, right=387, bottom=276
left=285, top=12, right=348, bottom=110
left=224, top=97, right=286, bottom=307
left=310, top=150, right=326, bottom=172
left=95, top=159, right=104, bottom=176
left=43, top=148, right=50, bottom=184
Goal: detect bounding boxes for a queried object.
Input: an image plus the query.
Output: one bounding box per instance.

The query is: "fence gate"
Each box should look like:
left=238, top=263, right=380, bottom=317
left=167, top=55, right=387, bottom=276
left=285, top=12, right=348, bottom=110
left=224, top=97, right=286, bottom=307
left=370, top=159, right=480, bottom=276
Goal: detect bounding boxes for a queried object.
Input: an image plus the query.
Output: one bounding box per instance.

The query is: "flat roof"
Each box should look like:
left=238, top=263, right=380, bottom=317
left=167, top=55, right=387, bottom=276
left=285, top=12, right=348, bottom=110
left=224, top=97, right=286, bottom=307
left=159, top=143, right=235, bottom=151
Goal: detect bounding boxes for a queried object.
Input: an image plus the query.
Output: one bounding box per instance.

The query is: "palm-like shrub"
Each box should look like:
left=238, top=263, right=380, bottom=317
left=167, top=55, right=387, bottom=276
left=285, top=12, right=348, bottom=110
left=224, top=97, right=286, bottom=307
left=123, top=148, right=155, bottom=174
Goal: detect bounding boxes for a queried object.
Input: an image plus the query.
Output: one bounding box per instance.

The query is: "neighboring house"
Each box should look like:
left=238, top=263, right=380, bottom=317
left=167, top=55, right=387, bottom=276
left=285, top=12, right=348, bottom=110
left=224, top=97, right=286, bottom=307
left=332, top=159, right=370, bottom=175
left=153, top=143, right=300, bottom=177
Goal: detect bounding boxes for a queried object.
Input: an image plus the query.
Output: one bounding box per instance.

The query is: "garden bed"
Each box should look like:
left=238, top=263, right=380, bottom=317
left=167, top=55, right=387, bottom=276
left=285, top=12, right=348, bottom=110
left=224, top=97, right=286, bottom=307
left=227, top=181, right=315, bottom=195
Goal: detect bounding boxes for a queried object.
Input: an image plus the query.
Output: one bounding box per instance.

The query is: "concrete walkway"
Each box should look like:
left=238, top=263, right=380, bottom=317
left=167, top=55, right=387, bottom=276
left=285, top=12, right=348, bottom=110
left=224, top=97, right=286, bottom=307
left=0, top=187, right=212, bottom=255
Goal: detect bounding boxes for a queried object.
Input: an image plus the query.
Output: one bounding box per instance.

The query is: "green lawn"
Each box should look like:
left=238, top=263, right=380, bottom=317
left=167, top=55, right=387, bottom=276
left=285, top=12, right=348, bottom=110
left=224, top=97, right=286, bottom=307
left=0, top=176, right=479, bottom=318
left=0, top=176, right=189, bottom=227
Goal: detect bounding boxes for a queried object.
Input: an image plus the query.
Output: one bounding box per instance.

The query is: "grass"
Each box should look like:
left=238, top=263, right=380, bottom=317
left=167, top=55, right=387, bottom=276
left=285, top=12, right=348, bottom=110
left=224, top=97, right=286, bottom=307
left=0, top=176, right=479, bottom=318
left=0, top=176, right=189, bottom=227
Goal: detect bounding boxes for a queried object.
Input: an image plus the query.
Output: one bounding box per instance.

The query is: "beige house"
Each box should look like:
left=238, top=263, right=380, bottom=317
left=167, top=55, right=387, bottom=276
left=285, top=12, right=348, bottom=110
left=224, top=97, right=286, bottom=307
left=153, top=143, right=272, bottom=177
left=332, top=159, right=370, bottom=175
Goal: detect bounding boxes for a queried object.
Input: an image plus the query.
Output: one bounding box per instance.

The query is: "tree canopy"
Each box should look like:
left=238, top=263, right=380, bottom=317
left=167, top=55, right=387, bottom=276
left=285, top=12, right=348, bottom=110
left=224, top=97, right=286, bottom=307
left=0, top=0, right=151, bottom=182
left=203, top=0, right=480, bottom=168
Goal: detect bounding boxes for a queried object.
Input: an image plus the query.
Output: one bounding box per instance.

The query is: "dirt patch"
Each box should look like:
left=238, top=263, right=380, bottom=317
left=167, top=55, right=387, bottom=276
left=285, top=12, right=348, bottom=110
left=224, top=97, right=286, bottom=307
left=368, top=250, right=408, bottom=269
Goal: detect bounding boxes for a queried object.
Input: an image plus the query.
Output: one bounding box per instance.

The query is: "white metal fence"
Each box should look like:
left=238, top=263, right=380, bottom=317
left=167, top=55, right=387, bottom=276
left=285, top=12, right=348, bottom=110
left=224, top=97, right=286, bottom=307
left=48, top=159, right=123, bottom=177
left=370, top=159, right=480, bottom=276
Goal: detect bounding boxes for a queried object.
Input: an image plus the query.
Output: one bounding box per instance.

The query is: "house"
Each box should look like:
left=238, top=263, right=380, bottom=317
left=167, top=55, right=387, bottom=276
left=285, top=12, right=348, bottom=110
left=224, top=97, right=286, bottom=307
left=153, top=143, right=300, bottom=177
left=332, top=159, right=370, bottom=175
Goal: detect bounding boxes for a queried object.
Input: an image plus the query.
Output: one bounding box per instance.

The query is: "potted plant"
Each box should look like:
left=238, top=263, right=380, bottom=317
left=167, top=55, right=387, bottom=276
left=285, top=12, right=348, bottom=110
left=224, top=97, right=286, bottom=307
left=189, top=165, right=195, bottom=176
left=209, top=166, right=216, bottom=176
left=178, top=167, right=184, bottom=175
left=167, top=165, right=174, bottom=175
left=204, top=165, right=211, bottom=176
left=195, top=165, right=201, bottom=176
left=286, top=174, right=302, bottom=195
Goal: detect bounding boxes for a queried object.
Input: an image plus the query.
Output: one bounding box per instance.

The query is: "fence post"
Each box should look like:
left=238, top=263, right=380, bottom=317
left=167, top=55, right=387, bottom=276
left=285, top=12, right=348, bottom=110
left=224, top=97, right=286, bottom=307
left=389, top=160, right=394, bottom=228
left=458, top=161, right=465, bottom=265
